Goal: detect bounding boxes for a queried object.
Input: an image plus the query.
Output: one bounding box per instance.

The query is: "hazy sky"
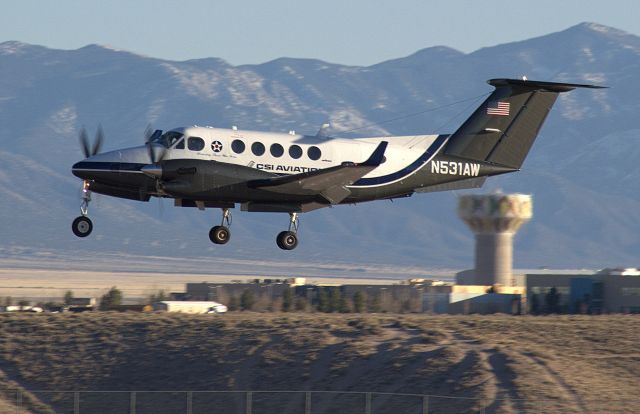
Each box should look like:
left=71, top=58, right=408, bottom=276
left=2, top=0, right=638, bottom=65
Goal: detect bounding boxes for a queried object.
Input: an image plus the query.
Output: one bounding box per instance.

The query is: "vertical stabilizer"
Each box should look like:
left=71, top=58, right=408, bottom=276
left=444, top=79, right=604, bottom=169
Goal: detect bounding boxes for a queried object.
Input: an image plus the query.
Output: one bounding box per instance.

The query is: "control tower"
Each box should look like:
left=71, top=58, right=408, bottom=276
left=458, top=193, right=532, bottom=286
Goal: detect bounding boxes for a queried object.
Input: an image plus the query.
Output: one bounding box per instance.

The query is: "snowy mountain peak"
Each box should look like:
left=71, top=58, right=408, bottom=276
left=0, top=40, right=41, bottom=55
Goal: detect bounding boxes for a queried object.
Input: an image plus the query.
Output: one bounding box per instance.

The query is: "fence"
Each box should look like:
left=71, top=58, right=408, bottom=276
left=3, top=389, right=635, bottom=414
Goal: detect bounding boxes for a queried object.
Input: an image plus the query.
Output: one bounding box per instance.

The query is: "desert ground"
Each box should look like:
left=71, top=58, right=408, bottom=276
left=0, top=313, right=637, bottom=413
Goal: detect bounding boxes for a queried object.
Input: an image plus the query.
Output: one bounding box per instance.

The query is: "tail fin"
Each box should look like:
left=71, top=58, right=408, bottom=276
left=444, top=78, right=604, bottom=169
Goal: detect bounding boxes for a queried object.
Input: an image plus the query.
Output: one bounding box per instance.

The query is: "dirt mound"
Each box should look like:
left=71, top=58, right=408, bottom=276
left=0, top=313, right=637, bottom=413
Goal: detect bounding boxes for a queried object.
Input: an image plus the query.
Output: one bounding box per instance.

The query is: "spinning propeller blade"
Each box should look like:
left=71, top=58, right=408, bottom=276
left=79, top=127, right=91, bottom=158
left=143, top=123, right=154, bottom=144
left=79, top=126, right=104, bottom=158
left=145, top=125, right=166, bottom=165
left=92, top=125, right=104, bottom=156
left=146, top=142, right=167, bottom=164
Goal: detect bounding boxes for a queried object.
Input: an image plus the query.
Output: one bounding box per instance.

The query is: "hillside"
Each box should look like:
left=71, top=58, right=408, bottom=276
left=0, top=313, right=637, bottom=413
left=0, top=22, right=639, bottom=271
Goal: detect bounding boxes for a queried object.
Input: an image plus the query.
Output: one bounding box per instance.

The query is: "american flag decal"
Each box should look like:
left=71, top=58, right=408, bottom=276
left=486, top=101, right=510, bottom=116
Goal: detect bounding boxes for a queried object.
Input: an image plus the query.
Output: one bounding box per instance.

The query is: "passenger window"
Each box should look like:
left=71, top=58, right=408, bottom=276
left=174, top=139, right=185, bottom=149
left=270, top=143, right=284, bottom=157
left=308, top=146, right=321, bottom=161
left=188, top=137, right=205, bottom=151
left=231, top=139, right=245, bottom=154
left=289, top=145, right=302, bottom=159
left=251, top=142, right=265, bottom=156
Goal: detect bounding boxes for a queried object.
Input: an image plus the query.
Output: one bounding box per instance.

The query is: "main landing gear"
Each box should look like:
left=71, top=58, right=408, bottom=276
left=207, top=210, right=300, bottom=250
left=209, top=208, right=232, bottom=244
left=276, top=212, right=299, bottom=251
left=72, top=181, right=93, bottom=238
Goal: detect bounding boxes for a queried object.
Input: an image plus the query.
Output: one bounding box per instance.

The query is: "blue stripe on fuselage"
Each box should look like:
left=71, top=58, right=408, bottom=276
left=350, top=134, right=449, bottom=187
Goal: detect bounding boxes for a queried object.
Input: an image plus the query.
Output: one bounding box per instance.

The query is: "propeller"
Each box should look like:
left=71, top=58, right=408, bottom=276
left=143, top=123, right=154, bottom=144
left=144, top=124, right=166, bottom=165
left=79, top=125, right=104, bottom=158
left=141, top=125, right=166, bottom=178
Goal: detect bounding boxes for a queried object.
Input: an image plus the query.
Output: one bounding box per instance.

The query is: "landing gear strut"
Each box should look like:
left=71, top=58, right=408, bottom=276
left=72, top=180, right=93, bottom=238
left=277, top=212, right=299, bottom=250
left=209, top=208, right=232, bottom=244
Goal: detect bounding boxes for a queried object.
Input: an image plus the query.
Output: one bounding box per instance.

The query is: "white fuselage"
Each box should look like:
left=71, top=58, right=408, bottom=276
left=159, top=126, right=445, bottom=189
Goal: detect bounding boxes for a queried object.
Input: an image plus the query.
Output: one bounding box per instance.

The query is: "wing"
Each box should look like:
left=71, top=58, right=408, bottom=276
left=248, top=141, right=388, bottom=204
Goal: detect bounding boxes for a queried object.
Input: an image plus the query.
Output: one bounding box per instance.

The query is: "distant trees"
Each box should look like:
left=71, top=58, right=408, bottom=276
left=545, top=287, right=561, bottom=314
left=217, top=285, right=419, bottom=314
left=227, top=295, right=239, bottom=311
left=148, top=290, right=168, bottom=304
left=338, top=293, right=350, bottom=313
left=353, top=291, right=366, bottom=313
left=316, top=288, right=351, bottom=313
left=294, top=297, right=308, bottom=312
left=63, top=290, right=74, bottom=305
left=369, top=295, right=381, bottom=313
left=240, top=289, right=255, bottom=311
left=317, top=289, right=330, bottom=312
left=282, top=288, right=293, bottom=312
left=99, top=287, right=123, bottom=310
left=530, top=294, right=540, bottom=314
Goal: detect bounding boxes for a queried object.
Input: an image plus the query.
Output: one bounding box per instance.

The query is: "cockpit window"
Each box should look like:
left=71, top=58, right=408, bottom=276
left=153, top=131, right=184, bottom=148
left=188, top=137, right=205, bottom=151
left=174, top=138, right=185, bottom=149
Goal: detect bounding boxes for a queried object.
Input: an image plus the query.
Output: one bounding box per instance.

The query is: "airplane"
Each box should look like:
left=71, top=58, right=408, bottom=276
left=71, top=78, right=602, bottom=250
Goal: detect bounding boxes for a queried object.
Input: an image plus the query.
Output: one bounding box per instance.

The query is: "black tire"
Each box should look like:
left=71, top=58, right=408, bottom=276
left=72, top=216, right=93, bottom=238
left=277, top=231, right=298, bottom=250
left=209, top=225, right=230, bottom=244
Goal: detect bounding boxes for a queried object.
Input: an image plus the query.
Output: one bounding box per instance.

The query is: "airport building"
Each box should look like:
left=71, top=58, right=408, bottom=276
left=180, top=266, right=640, bottom=314
left=186, top=279, right=303, bottom=304
left=519, top=268, right=640, bottom=314
left=445, top=192, right=640, bottom=314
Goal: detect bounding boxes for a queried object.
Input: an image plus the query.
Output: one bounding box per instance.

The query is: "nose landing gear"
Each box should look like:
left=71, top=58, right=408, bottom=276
left=276, top=212, right=299, bottom=250
left=209, top=208, right=232, bottom=244
left=72, top=181, right=93, bottom=238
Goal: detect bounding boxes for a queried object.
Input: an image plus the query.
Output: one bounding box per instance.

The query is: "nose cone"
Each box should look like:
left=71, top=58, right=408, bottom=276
left=72, top=158, right=92, bottom=179
left=71, top=146, right=152, bottom=182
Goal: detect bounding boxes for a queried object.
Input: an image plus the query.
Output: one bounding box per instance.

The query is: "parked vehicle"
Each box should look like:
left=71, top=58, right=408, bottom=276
left=153, top=301, right=227, bottom=314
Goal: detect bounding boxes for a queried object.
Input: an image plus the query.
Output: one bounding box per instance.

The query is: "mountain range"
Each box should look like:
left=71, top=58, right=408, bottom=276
left=0, top=22, right=638, bottom=275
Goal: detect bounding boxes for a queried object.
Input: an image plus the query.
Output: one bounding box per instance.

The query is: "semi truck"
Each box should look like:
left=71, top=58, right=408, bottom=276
left=153, top=301, right=228, bottom=314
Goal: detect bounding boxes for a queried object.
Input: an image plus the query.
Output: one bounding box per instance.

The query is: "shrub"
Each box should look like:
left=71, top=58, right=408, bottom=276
left=99, top=287, right=123, bottom=310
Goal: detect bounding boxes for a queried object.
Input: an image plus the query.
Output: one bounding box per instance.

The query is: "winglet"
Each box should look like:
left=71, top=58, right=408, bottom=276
left=361, top=141, right=388, bottom=166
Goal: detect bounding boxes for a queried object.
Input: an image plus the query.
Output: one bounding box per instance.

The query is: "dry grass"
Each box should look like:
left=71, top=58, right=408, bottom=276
left=0, top=313, right=637, bottom=413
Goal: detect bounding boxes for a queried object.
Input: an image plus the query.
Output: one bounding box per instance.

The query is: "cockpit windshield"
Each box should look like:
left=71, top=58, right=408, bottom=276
left=151, top=131, right=184, bottom=148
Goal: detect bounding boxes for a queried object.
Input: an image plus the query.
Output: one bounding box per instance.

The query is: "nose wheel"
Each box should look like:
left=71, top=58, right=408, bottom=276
left=72, top=216, right=93, bottom=238
left=72, top=180, right=93, bottom=238
left=277, top=213, right=299, bottom=250
left=209, top=208, right=232, bottom=244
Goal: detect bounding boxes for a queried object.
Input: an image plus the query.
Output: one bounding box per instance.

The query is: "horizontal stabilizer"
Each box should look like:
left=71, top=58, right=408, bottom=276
left=488, top=78, right=606, bottom=92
